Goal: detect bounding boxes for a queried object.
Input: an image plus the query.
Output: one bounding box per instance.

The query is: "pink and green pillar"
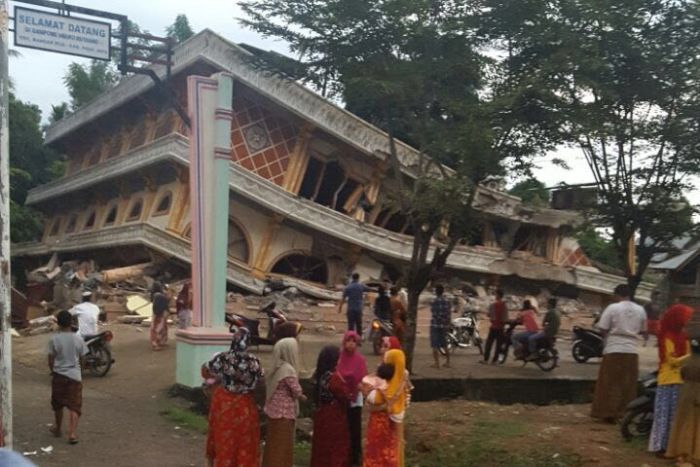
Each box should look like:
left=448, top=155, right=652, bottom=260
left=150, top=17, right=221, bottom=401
left=175, top=72, right=234, bottom=387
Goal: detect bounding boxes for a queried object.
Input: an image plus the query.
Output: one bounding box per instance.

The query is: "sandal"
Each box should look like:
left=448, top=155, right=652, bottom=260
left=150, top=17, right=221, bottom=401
left=68, top=437, right=79, bottom=445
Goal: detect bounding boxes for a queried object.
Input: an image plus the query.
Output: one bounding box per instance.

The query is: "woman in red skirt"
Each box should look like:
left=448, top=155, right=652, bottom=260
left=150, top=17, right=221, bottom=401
left=311, top=345, right=352, bottom=467
left=202, top=327, right=264, bottom=467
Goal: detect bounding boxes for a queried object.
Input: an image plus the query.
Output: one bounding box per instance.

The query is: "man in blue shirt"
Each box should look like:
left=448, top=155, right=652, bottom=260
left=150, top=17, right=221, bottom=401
left=431, top=284, right=452, bottom=369
left=338, top=273, right=371, bottom=335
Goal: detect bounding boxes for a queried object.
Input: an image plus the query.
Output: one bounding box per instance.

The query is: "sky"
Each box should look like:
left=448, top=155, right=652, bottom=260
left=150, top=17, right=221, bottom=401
left=7, top=0, right=697, bottom=202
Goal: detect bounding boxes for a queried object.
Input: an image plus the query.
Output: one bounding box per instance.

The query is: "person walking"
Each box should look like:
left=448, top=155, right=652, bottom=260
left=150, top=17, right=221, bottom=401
left=202, top=327, right=264, bottom=467
left=648, top=304, right=693, bottom=455
left=262, top=337, right=306, bottom=467
left=389, top=287, right=407, bottom=343
left=430, top=285, right=452, bottom=369
left=591, top=284, right=647, bottom=423
left=337, top=331, right=368, bottom=466
left=150, top=282, right=170, bottom=350
left=310, top=345, right=352, bottom=467
left=481, top=289, right=508, bottom=365
left=338, top=273, right=371, bottom=335
left=48, top=310, right=88, bottom=445
left=666, top=339, right=700, bottom=465
left=69, top=291, right=100, bottom=338
left=176, top=281, right=193, bottom=330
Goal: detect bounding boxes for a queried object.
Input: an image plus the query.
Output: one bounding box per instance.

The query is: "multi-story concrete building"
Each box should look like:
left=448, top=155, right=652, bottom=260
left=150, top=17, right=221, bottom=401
left=12, top=30, right=649, bottom=304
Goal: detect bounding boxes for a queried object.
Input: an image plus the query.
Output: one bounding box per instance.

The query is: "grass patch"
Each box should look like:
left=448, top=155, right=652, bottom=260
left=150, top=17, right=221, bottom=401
left=294, top=441, right=312, bottom=465
left=160, top=407, right=208, bottom=434
left=407, top=418, right=582, bottom=467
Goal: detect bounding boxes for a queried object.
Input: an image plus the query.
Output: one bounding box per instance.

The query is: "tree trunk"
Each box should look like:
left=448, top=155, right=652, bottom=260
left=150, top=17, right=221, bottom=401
left=403, top=228, right=432, bottom=372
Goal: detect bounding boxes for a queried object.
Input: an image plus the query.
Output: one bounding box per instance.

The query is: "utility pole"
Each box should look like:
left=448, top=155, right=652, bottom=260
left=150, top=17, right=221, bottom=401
left=0, top=0, right=11, bottom=449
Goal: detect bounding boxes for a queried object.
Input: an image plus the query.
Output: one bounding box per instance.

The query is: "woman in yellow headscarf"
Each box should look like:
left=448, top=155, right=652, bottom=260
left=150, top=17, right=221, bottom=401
left=363, top=349, right=410, bottom=467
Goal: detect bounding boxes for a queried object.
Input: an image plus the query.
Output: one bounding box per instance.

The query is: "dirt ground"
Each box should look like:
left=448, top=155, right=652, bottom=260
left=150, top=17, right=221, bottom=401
left=10, top=323, right=664, bottom=466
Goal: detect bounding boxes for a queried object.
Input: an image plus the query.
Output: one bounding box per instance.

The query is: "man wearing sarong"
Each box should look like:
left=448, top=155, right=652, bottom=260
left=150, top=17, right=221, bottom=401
left=591, top=284, right=647, bottom=423
left=48, top=310, right=88, bottom=444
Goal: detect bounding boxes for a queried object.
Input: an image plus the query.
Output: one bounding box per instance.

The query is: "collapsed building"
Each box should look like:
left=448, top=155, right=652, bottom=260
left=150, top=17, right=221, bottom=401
left=11, top=30, right=652, bottom=309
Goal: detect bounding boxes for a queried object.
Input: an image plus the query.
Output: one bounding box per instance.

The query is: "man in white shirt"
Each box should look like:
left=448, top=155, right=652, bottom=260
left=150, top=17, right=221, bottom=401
left=69, top=291, right=101, bottom=338
left=591, top=284, right=647, bottom=422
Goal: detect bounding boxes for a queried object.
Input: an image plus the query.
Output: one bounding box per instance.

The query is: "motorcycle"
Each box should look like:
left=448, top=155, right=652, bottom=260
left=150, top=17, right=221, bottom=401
left=571, top=325, right=604, bottom=363
left=499, top=320, right=558, bottom=372
left=621, top=373, right=658, bottom=440
left=369, top=318, right=394, bottom=355
left=226, top=301, right=301, bottom=346
left=439, top=309, right=483, bottom=356
left=83, top=331, right=114, bottom=377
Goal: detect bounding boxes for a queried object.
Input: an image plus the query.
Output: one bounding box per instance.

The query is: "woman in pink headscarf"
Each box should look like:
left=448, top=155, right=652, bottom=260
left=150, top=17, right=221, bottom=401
left=337, top=330, right=367, bottom=466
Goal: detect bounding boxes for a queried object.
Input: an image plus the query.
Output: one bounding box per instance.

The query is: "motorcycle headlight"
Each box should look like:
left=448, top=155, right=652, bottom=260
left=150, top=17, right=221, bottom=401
left=371, top=321, right=380, bottom=330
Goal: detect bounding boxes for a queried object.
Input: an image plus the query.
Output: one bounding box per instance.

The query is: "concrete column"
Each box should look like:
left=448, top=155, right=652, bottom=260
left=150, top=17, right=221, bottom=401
left=176, top=73, right=234, bottom=388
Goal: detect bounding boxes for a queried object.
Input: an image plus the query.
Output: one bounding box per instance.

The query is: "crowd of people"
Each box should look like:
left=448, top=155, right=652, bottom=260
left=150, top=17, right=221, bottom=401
left=590, top=284, right=699, bottom=465
left=202, top=327, right=410, bottom=467
left=40, top=273, right=700, bottom=466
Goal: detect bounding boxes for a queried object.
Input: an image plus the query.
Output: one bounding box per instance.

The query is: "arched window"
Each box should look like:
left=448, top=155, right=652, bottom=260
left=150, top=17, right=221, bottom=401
left=271, top=253, right=328, bottom=284
left=152, top=192, right=172, bottom=217
left=48, top=218, right=61, bottom=237
left=104, top=205, right=118, bottom=226
left=65, top=215, right=78, bottom=234
left=228, top=220, right=250, bottom=263
left=84, top=210, right=96, bottom=230
left=126, top=199, right=143, bottom=222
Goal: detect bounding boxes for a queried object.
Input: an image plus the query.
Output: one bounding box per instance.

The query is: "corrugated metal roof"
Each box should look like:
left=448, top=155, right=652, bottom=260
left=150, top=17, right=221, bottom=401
left=651, top=248, right=699, bottom=271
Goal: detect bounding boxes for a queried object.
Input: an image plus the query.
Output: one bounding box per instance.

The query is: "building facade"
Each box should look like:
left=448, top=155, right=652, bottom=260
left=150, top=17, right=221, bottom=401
left=13, top=30, right=650, bottom=302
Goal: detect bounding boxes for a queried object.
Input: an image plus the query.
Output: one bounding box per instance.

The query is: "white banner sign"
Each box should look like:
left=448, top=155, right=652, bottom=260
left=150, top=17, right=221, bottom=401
left=14, top=7, right=111, bottom=60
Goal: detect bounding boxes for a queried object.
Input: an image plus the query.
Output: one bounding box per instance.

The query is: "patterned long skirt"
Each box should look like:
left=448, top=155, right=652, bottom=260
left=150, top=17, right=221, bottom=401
left=206, top=387, right=260, bottom=467
left=591, top=353, right=639, bottom=421
left=364, top=411, right=400, bottom=467
left=149, top=314, right=168, bottom=349
left=666, top=381, right=700, bottom=461
left=649, top=384, right=682, bottom=453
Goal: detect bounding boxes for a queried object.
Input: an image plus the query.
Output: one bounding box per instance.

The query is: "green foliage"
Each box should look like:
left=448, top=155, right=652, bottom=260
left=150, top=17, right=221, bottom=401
left=485, top=0, right=700, bottom=294
left=9, top=94, right=61, bottom=242
left=407, top=420, right=582, bottom=467
left=576, top=226, right=622, bottom=271
left=159, top=407, right=208, bottom=434
left=509, top=179, right=549, bottom=207
left=166, top=15, right=195, bottom=42
left=63, top=60, right=118, bottom=110
left=48, top=102, right=69, bottom=124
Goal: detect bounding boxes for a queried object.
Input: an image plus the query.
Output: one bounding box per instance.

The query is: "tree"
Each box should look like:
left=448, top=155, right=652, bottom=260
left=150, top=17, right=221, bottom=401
left=485, top=0, right=700, bottom=297
left=576, top=225, right=622, bottom=272
left=9, top=94, right=61, bottom=242
left=48, top=102, right=69, bottom=124
left=509, top=179, right=549, bottom=207
left=241, top=0, right=548, bottom=369
left=63, top=60, right=118, bottom=110
left=166, top=14, right=195, bottom=43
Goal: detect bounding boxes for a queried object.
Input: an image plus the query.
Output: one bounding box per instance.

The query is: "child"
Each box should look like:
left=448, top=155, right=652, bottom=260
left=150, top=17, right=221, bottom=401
left=362, top=363, right=395, bottom=398
left=666, top=339, right=700, bottom=464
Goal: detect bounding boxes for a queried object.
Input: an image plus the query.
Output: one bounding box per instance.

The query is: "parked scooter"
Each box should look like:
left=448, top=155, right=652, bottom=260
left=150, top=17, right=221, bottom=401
left=439, top=309, right=483, bottom=356
left=369, top=318, right=394, bottom=355
left=83, top=331, right=114, bottom=377
left=621, top=372, right=658, bottom=440
left=226, top=301, right=301, bottom=346
left=571, top=325, right=604, bottom=363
